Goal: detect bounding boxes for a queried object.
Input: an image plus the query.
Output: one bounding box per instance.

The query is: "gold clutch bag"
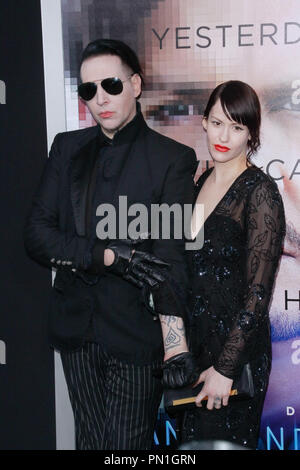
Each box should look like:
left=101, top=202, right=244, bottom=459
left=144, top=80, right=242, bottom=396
left=164, top=363, right=255, bottom=416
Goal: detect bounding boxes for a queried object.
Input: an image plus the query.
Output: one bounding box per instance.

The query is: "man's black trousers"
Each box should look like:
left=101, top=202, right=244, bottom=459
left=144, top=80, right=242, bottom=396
left=60, top=342, right=163, bottom=450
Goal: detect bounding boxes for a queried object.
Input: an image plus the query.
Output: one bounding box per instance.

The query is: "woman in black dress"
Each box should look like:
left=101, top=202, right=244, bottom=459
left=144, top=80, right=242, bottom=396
left=180, top=81, right=286, bottom=449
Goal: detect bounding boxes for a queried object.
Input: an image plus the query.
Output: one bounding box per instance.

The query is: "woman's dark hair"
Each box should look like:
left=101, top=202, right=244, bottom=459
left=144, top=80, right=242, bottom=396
left=203, top=80, right=261, bottom=162
left=79, top=38, right=144, bottom=98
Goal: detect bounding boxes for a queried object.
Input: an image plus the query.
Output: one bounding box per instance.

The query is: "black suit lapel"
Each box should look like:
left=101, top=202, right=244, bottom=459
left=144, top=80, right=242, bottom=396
left=70, top=134, right=99, bottom=236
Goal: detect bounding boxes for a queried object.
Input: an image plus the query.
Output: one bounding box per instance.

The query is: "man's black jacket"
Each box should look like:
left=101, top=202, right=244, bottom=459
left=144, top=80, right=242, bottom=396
left=24, top=109, right=197, bottom=363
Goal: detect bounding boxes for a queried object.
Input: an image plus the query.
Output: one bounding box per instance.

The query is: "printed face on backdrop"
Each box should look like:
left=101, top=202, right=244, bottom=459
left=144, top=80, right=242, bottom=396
left=80, top=54, right=141, bottom=138
left=141, top=0, right=300, bottom=344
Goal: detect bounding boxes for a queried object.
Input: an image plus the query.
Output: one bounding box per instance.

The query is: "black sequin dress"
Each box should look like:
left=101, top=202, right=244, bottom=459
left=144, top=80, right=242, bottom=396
left=181, top=166, right=285, bottom=450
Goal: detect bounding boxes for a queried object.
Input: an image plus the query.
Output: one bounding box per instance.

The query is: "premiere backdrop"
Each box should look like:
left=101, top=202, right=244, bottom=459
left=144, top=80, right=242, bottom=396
left=60, top=0, right=300, bottom=451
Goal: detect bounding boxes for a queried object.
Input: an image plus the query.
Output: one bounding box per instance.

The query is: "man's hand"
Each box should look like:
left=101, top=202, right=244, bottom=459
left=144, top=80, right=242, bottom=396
left=161, top=352, right=201, bottom=389
left=107, top=239, right=168, bottom=288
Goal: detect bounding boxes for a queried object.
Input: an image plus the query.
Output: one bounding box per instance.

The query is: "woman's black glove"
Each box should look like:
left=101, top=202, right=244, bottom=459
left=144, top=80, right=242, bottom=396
left=107, top=239, right=169, bottom=288
left=161, top=352, right=201, bottom=389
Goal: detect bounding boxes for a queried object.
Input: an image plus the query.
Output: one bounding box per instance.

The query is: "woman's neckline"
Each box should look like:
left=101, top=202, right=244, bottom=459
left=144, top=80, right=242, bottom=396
left=191, top=166, right=255, bottom=240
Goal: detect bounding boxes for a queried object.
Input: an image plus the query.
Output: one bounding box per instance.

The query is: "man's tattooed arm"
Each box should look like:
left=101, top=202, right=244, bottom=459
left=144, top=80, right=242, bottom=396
left=159, top=315, right=189, bottom=360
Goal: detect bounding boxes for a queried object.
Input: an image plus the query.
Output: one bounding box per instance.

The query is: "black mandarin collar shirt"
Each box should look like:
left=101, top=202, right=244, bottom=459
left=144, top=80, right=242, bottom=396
left=96, top=101, right=144, bottom=148
left=86, top=101, right=145, bottom=237
left=85, top=102, right=147, bottom=343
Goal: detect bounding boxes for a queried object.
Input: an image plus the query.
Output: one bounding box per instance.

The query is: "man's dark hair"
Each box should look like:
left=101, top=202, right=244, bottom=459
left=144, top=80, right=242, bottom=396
left=203, top=80, right=261, bottom=161
left=80, top=38, right=145, bottom=97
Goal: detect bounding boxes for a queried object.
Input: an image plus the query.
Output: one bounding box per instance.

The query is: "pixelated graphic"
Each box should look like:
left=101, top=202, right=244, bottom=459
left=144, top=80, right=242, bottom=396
left=61, top=0, right=216, bottom=166
left=62, top=0, right=161, bottom=128
left=61, top=0, right=300, bottom=450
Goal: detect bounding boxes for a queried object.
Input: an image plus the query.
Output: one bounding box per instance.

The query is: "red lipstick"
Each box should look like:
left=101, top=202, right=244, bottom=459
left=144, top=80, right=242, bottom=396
left=214, top=144, right=230, bottom=152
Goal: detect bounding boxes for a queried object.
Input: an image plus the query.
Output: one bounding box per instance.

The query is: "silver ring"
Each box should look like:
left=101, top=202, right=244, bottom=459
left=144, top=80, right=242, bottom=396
left=213, top=396, right=222, bottom=407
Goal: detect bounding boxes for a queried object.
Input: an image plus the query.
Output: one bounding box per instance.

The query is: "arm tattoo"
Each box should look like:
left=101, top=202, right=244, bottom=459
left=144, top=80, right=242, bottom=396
left=165, top=327, right=181, bottom=350
left=160, top=315, right=187, bottom=352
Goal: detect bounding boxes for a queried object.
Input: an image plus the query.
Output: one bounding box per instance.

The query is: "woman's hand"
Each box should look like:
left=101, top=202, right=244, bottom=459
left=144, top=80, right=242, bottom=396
left=194, top=366, right=233, bottom=410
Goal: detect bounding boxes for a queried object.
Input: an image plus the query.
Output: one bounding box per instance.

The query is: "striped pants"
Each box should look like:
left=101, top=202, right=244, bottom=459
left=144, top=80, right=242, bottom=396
left=60, top=342, right=163, bottom=450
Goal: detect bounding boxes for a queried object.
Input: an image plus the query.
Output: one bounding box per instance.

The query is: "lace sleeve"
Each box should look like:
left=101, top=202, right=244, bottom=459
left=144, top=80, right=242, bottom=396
left=214, top=177, right=286, bottom=380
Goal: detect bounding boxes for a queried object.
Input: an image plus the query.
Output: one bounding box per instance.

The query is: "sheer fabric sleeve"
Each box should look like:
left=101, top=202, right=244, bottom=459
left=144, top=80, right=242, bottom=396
left=214, top=178, right=286, bottom=380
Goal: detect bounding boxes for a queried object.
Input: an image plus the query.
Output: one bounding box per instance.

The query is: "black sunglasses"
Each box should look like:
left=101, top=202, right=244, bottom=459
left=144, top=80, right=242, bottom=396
left=78, top=74, right=134, bottom=101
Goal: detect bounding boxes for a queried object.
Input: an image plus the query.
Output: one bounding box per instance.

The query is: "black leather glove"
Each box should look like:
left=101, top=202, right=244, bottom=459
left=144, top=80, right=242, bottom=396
left=107, top=239, right=169, bottom=288
left=161, top=352, right=201, bottom=389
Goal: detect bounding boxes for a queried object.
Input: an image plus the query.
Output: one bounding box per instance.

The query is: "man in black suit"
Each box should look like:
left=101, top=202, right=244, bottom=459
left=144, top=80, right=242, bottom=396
left=24, top=39, right=197, bottom=450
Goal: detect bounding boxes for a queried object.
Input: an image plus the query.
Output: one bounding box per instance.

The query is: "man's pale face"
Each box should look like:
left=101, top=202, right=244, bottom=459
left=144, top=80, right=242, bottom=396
left=80, top=54, right=141, bottom=138
left=142, top=0, right=300, bottom=341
